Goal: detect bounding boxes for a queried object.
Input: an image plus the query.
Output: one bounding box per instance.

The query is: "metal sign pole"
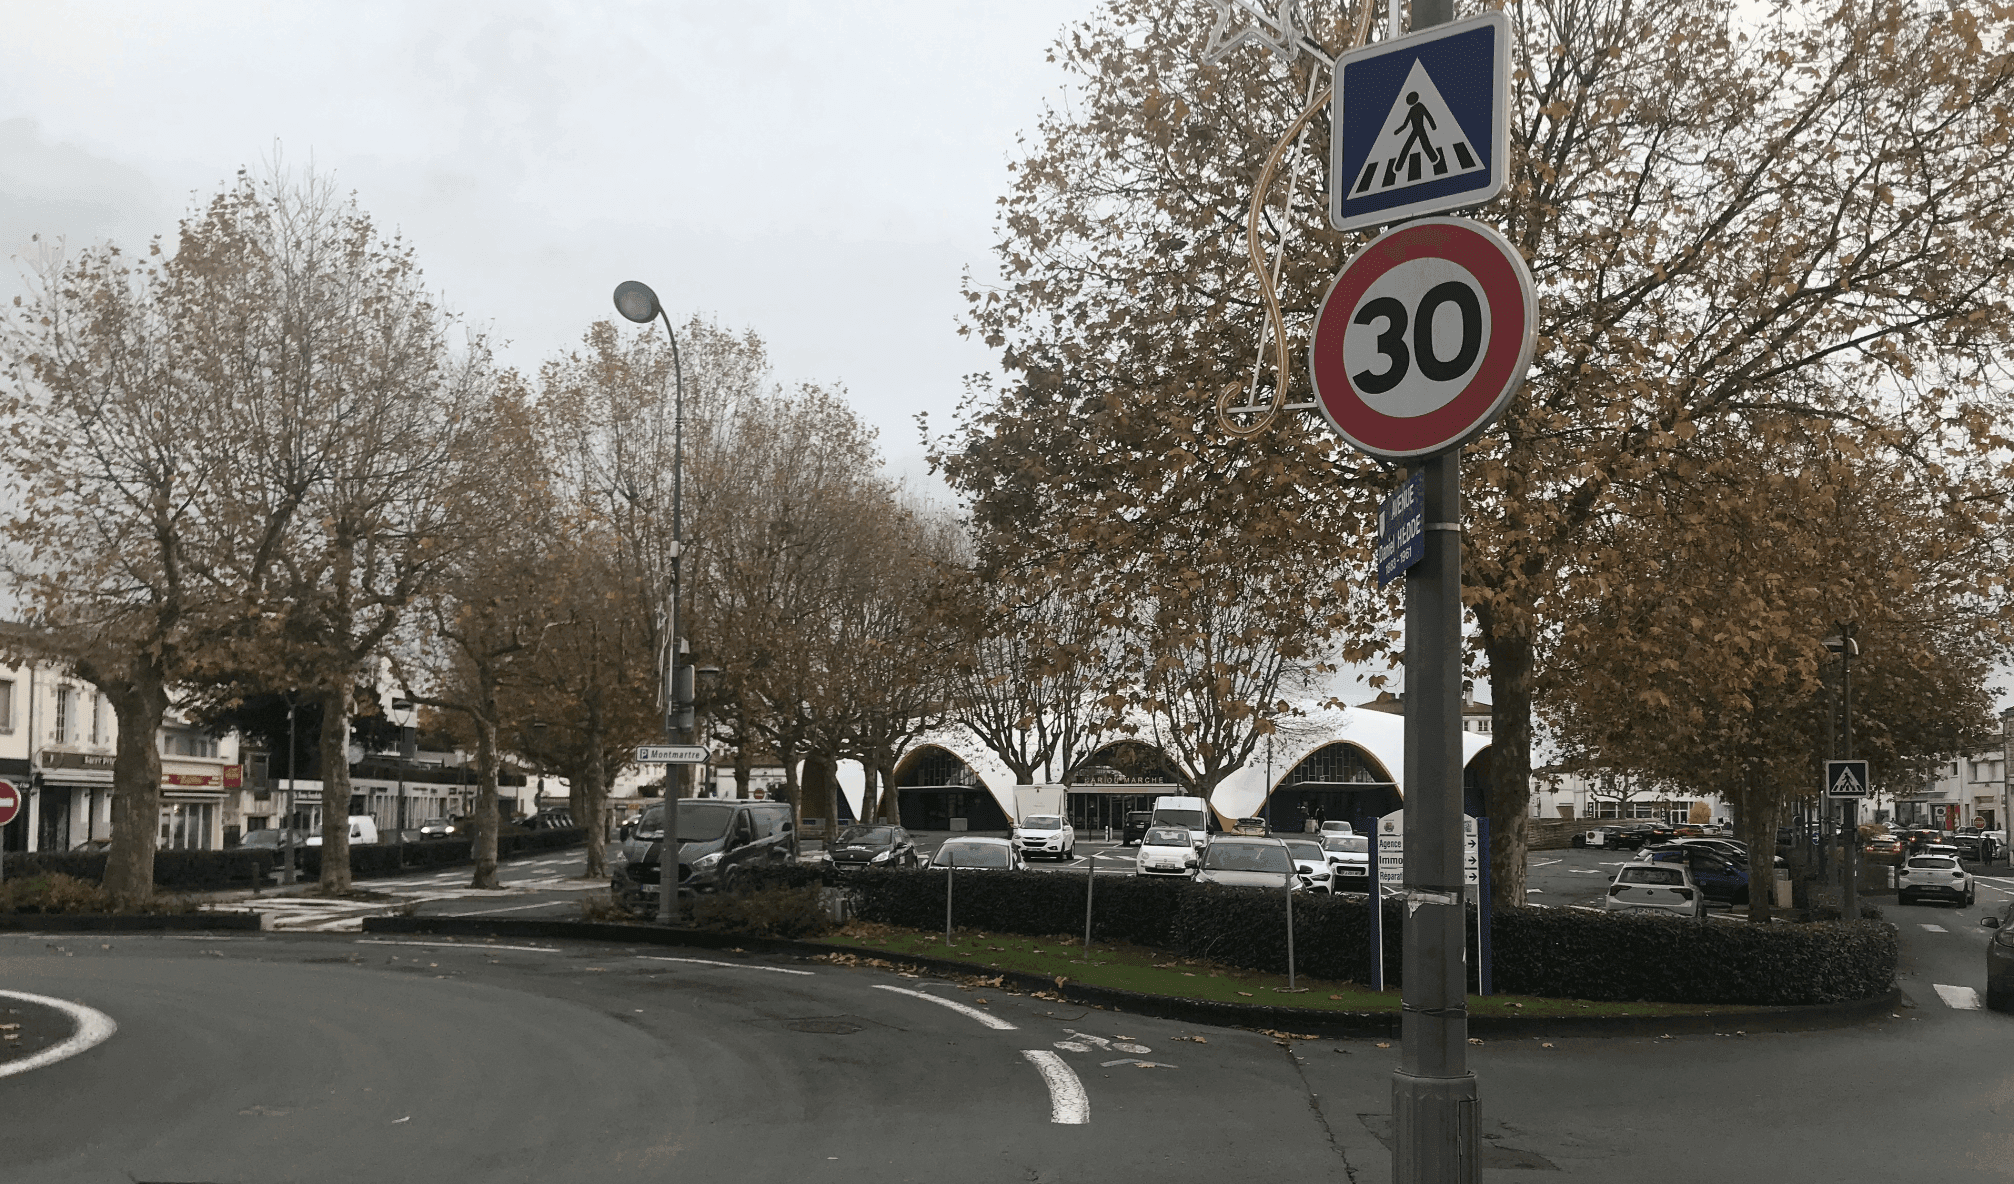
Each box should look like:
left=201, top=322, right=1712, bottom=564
left=1395, top=450, right=1478, bottom=1184
left=1367, top=819, right=1383, bottom=992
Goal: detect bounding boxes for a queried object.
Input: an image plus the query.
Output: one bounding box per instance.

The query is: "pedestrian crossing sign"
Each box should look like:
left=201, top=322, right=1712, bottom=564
left=1824, top=759, right=1870, bottom=800
left=1330, top=10, right=1510, bottom=233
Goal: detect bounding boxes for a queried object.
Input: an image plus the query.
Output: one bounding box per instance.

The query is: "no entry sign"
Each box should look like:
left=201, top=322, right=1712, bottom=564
left=1309, top=217, right=1535, bottom=460
left=0, top=779, right=19, bottom=827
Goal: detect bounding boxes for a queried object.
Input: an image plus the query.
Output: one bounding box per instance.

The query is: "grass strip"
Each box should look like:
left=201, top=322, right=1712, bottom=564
left=823, top=925, right=1766, bottom=1020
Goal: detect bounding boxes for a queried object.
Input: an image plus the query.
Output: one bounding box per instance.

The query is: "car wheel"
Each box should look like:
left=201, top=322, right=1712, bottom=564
left=1966, top=890, right=1976, bottom=907
left=1989, top=981, right=2013, bottom=1013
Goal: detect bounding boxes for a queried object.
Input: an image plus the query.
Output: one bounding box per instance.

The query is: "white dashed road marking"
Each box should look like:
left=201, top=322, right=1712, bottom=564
left=874, top=984, right=1018, bottom=1030
left=1921, top=924, right=1948, bottom=933
left=1021, top=1050, right=1090, bottom=1124
left=356, top=939, right=561, bottom=954
left=0, top=989, right=118, bottom=1079
left=1933, top=984, right=1982, bottom=1010
left=636, top=956, right=814, bottom=976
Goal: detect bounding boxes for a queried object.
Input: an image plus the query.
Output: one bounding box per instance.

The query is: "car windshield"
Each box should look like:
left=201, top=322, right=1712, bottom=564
left=676, top=803, right=735, bottom=842
left=836, top=826, right=894, bottom=846
left=1154, top=809, right=1207, bottom=830
left=420, top=818, right=449, bottom=827
left=1323, top=835, right=1370, bottom=853
left=1282, top=840, right=1325, bottom=861
left=936, top=843, right=1010, bottom=869
left=1202, top=842, right=1293, bottom=873
left=1143, top=828, right=1191, bottom=846
left=1908, top=857, right=1959, bottom=870
left=1620, top=867, right=1685, bottom=885
left=240, top=830, right=284, bottom=846
left=1021, top=816, right=1064, bottom=830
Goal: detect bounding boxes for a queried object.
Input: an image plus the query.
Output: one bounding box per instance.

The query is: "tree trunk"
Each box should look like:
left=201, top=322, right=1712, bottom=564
left=779, top=748, right=802, bottom=835
left=857, top=755, right=878, bottom=824
left=582, top=723, right=608, bottom=878
left=1740, top=772, right=1780, bottom=923
left=876, top=755, right=901, bottom=825
left=470, top=715, right=501, bottom=889
left=101, top=667, right=170, bottom=900
left=317, top=684, right=354, bottom=893
left=1480, top=610, right=1536, bottom=909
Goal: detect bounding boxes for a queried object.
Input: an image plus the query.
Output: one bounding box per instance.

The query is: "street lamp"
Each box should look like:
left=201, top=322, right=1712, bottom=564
left=391, top=698, right=416, bottom=864
left=1824, top=625, right=1859, bottom=917
left=614, top=279, right=689, bottom=925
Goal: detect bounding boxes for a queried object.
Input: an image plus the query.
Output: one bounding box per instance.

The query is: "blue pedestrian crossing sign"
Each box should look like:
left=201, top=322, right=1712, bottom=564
left=1330, top=11, right=1510, bottom=233
left=1824, top=760, right=1870, bottom=800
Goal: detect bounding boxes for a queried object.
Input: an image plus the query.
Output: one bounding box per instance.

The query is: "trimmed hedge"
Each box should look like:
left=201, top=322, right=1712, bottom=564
left=840, top=868, right=1895, bottom=1007
left=0, top=827, right=587, bottom=892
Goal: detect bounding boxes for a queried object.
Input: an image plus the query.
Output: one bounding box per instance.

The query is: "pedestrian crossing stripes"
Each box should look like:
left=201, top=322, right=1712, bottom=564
left=1933, top=984, right=1982, bottom=1010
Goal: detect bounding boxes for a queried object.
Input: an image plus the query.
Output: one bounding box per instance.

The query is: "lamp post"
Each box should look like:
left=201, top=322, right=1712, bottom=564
left=614, top=280, right=688, bottom=925
left=391, top=698, right=415, bottom=865
left=1824, top=625, right=1859, bottom=917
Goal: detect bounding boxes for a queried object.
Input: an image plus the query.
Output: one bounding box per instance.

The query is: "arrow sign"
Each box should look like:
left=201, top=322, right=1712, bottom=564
left=636, top=745, right=709, bottom=765
left=1824, top=759, right=1870, bottom=800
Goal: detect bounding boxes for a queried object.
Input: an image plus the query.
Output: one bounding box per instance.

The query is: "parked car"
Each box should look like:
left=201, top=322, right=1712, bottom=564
left=1321, top=833, right=1372, bottom=891
left=1193, top=837, right=1300, bottom=890
left=1135, top=826, right=1199, bottom=877
left=823, top=824, right=921, bottom=872
left=1979, top=906, right=2014, bottom=1011
left=68, top=837, right=113, bottom=853
left=929, top=836, right=1025, bottom=871
left=1280, top=837, right=1334, bottom=893
left=1952, top=830, right=2001, bottom=862
left=1897, top=853, right=1973, bottom=907
left=416, top=817, right=460, bottom=839
left=1011, top=814, right=1076, bottom=861
left=1604, top=862, right=1704, bottom=919
left=1319, top=820, right=1355, bottom=837
left=1643, top=845, right=1748, bottom=904
left=1121, top=811, right=1154, bottom=846
left=234, top=827, right=306, bottom=852
left=1232, top=817, right=1271, bottom=836
left=611, top=799, right=797, bottom=910
left=304, top=816, right=380, bottom=847
left=1863, top=832, right=1907, bottom=866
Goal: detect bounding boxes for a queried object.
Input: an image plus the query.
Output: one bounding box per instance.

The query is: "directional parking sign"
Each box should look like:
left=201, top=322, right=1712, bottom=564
left=1824, top=759, right=1870, bottom=800
left=1330, top=10, right=1510, bottom=232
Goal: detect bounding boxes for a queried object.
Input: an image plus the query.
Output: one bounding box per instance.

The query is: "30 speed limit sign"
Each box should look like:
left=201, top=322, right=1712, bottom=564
left=1309, top=216, right=1535, bottom=460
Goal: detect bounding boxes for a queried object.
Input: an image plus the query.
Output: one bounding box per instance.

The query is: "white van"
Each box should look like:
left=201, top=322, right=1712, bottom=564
left=1150, top=795, right=1213, bottom=849
left=304, top=816, right=380, bottom=846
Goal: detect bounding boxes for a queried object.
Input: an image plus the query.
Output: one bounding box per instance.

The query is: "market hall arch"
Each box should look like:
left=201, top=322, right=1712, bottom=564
left=1064, top=739, right=1185, bottom=834
left=1260, top=741, right=1402, bottom=833
left=890, top=744, right=1011, bottom=832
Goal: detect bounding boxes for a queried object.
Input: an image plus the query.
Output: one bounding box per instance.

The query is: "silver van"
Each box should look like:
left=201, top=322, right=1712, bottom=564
left=611, top=799, right=797, bottom=910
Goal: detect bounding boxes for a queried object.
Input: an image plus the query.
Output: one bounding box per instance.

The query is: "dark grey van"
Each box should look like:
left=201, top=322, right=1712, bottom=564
left=611, top=799, right=797, bottom=910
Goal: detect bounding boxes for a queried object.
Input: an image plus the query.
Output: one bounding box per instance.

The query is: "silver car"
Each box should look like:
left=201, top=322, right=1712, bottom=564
left=1193, top=837, right=1300, bottom=890
left=1604, top=862, right=1703, bottom=918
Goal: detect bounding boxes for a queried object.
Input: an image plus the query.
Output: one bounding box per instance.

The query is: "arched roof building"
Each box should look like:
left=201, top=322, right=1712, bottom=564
left=843, top=704, right=1491, bottom=834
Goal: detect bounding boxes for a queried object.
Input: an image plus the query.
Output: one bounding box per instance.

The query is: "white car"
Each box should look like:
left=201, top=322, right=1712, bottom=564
left=1604, top=862, right=1704, bottom=918
left=1135, top=826, right=1198, bottom=877
left=1319, top=820, right=1355, bottom=837
left=1011, top=814, right=1075, bottom=861
left=1279, top=837, right=1334, bottom=893
left=303, top=815, right=380, bottom=846
left=1321, top=832, right=1372, bottom=892
left=930, top=836, right=1026, bottom=871
left=1898, top=852, right=1974, bottom=907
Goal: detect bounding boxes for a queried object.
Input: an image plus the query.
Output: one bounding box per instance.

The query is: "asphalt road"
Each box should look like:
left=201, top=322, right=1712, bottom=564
left=4, top=872, right=2013, bottom=1183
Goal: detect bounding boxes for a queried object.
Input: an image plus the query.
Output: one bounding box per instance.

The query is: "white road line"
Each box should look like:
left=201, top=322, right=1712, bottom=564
left=0, top=989, right=118, bottom=1079
left=356, top=939, right=561, bottom=954
left=1921, top=924, right=1949, bottom=933
left=1933, top=984, right=1982, bottom=1010
left=874, top=983, right=1018, bottom=1029
left=437, top=902, right=570, bottom=917
left=636, top=956, right=814, bottom=976
left=1021, top=1050, right=1090, bottom=1124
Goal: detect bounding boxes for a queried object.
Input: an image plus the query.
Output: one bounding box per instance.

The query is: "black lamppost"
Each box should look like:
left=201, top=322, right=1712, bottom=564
left=614, top=280, right=688, bottom=924
left=391, top=698, right=415, bottom=864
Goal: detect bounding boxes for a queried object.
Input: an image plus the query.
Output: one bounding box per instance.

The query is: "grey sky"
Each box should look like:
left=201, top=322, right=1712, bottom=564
left=0, top=0, right=1091, bottom=488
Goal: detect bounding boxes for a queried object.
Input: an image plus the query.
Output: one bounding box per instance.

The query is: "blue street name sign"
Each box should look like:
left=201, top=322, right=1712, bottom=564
left=1330, top=10, right=1511, bottom=233
left=1375, top=471, right=1425, bottom=588
left=1824, top=759, right=1870, bottom=800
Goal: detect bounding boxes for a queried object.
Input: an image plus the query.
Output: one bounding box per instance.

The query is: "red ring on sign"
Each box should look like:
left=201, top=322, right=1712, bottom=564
left=1309, top=218, right=1533, bottom=459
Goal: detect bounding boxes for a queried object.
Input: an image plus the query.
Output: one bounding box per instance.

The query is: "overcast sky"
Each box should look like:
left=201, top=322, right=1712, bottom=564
left=0, top=0, right=1092, bottom=492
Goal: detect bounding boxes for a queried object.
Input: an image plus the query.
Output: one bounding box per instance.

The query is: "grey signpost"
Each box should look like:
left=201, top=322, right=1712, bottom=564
left=1310, top=5, right=1526, bottom=1180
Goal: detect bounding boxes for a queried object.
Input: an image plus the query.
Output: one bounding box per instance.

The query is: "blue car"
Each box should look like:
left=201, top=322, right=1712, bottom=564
left=1644, top=845, right=1749, bottom=904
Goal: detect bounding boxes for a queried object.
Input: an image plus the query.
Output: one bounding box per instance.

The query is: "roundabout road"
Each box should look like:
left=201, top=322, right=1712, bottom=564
left=3, top=914, right=2012, bottom=1183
